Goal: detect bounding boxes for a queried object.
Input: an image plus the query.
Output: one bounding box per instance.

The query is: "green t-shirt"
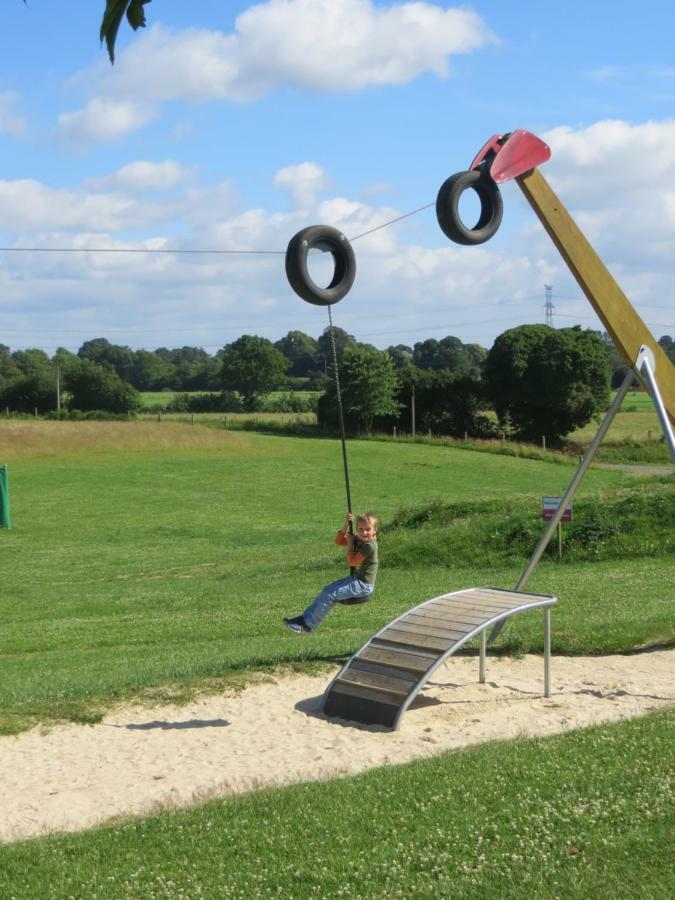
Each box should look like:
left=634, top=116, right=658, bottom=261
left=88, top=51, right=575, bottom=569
left=353, top=538, right=378, bottom=585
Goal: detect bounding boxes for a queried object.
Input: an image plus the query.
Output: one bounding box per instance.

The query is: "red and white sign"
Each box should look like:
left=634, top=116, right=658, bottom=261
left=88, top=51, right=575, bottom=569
left=541, top=496, right=572, bottom=522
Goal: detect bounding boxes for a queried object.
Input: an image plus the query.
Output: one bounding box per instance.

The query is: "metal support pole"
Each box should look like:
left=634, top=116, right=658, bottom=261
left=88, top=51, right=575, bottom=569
left=479, top=629, right=486, bottom=683
left=544, top=607, right=551, bottom=698
left=516, top=366, right=635, bottom=593
left=637, top=348, right=675, bottom=461
left=488, top=368, right=635, bottom=645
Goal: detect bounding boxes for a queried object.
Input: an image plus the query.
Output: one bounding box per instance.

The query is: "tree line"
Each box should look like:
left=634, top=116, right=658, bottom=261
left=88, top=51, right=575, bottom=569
left=1, top=329, right=673, bottom=443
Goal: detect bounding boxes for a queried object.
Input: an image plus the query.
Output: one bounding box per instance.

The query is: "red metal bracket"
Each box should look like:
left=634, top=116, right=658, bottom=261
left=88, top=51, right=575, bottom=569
left=470, top=129, right=551, bottom=183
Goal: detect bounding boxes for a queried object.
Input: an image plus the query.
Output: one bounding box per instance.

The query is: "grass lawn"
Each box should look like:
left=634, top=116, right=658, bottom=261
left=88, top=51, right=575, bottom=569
left=0, top=420, right=672, bottom=732
left=0, top=420, right=671, bottom=895
left=0, top=709, right=671, bottom=898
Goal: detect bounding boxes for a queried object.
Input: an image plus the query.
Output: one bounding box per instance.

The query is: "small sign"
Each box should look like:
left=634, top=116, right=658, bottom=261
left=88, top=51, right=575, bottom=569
left=541, top=496, right=572, bottom=522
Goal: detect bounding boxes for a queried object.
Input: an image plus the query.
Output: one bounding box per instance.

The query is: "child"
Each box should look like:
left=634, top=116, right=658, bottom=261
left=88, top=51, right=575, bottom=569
left=283, top=511, right=379, bottom=633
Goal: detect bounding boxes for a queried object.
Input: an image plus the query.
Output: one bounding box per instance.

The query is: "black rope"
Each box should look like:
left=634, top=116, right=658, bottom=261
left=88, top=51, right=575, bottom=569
left=327, top=303, right=353, bottom=541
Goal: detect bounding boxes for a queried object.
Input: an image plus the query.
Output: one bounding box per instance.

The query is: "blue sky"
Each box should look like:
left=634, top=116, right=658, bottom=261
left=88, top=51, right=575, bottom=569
left=2, top=0, right=674, bottom=355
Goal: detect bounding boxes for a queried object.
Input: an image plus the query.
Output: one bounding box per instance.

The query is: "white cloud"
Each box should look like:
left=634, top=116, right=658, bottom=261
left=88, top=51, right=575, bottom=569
left=3, top=125, right=675, bottom=355
left=86, top=161, right=196, bottom=192
left=0, top=91, right=26, bottom=135
left=60, top=1, right=494, bottom=142
left=57, top=97, right=156, bottom=142
left=0, top=179, right=169, bottom=233
left=274, top=162, right=329, bottom=210
left=536, top=120, right=675, bottom=271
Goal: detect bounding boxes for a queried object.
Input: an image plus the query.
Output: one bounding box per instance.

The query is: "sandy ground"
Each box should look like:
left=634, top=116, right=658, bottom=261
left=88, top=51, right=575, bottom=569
left=1, top=651, right=673, bottom=844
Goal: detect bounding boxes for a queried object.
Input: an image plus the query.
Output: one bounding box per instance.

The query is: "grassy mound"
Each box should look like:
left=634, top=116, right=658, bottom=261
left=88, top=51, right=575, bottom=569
left=383, top=477, right=675, bottom=568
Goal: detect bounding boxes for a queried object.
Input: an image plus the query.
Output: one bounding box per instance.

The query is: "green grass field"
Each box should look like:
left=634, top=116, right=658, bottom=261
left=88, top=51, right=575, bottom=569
left=0, top=419, right=672, bottom=894
left=2, top=419, right=672, bottom=734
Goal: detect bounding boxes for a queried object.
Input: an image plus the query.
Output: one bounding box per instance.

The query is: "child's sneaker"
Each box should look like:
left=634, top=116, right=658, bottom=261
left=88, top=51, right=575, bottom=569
left=283, top=616, right=311, bottom=634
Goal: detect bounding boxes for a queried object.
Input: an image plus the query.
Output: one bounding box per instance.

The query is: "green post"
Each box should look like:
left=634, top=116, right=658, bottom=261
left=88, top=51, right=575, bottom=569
left=0, top=465, right=10, bottom=529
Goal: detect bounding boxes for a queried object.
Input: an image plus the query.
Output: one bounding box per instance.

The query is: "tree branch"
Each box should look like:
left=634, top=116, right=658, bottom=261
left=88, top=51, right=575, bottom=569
left=100, top=0, right=151, bottom=64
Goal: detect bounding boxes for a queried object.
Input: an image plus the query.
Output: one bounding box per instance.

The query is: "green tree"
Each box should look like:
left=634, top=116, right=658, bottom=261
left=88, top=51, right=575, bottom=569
left=52, top=347, right=79, bottom=376
left=316, top=326, right=357, bottom=375
left=0, top=371, right=56, bottom=414
left=318, top=344, right=400, bottom=434
left=484, top=324, right=610, bottom=442
left=599, top=331, right=630, bottom=388
left=391, top=368, right=494, bottom=438
left=11, top=348, right=51, bottom=376
left=66, top=359, right=141, bottom=413
left=78, top=338, right=136, bottom=383
left=386, top=344, right=414, bottom=369
left=274, top=331, right=319, bottom=378
left=161, top=346, right=221, bottom=390
left=658, top=335, right=675, bottom=365
left=220, top=335, right=288, bottom=410
left=130, top=349, right=175, bottom=391
left=412, top=335, right=476, bottom=374
left=0, top=345, right=21, bottom=383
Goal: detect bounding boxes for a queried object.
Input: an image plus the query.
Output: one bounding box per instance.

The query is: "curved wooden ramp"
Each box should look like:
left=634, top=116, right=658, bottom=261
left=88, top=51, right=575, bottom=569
left=322, top=587, right=556, bottom=730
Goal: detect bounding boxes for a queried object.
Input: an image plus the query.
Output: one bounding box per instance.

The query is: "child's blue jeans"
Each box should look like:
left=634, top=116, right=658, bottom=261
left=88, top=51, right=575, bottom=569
left=302, top=575, right=374, bottom=630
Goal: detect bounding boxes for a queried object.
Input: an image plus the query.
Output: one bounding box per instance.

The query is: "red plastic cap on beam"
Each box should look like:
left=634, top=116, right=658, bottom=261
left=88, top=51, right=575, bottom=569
left=470, top=130, right=551, bottom=183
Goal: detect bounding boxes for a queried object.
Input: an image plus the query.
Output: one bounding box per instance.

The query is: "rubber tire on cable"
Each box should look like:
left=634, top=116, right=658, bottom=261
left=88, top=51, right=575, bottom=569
left=285, top=225, right=356, bottom=306
left=436, top=170, right=503, bottom=246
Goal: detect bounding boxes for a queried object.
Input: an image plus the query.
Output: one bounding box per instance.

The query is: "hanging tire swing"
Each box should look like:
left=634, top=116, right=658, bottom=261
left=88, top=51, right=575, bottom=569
left=435, top=169, right=503, bottom=245
left=285, top=225, right=358, bottom=580
left=285, top=225, right=356, bottom=306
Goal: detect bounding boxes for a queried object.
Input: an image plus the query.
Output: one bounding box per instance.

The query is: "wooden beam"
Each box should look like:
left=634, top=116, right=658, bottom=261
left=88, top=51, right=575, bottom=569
left=516, top=167, right=675, bottom=424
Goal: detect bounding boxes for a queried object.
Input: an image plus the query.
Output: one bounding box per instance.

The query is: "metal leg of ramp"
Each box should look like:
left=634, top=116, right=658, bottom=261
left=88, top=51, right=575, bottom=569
left=322, top=588, right=556, bottom=730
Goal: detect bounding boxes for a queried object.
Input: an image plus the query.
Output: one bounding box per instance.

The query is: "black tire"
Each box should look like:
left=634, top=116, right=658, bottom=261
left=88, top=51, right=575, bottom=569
left=285, top=225, right=356, bottom=306
left=436, top=170, right=503, bottom=245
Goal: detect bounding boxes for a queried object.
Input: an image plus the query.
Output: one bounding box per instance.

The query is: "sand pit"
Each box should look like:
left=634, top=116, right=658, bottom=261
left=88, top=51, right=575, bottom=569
left=1, top=650, right=673, bottom=844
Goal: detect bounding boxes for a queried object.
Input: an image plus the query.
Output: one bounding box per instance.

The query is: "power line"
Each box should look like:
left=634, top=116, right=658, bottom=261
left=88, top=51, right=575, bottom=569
left=0, top=246, right=285, bottom=255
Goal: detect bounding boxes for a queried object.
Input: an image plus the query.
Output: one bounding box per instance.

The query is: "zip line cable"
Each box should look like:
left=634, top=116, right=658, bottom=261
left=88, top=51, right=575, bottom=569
left=0, top=201, right=436, bottom=256
left=348, top=202, right=436, bottom=242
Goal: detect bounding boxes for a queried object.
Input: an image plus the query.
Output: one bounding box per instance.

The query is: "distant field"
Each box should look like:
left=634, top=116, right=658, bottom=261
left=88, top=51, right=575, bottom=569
left=568, top=393, right=663, bottom=444
left=139, top=409, right=317, bottom=425
left=137, top=388, right=667, bottom=447
left=139, top=390, right=319, bottom=409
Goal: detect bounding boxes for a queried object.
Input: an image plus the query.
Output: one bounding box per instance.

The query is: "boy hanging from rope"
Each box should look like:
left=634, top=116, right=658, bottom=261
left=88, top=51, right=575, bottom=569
left=283, top=511, right=379, bottom=633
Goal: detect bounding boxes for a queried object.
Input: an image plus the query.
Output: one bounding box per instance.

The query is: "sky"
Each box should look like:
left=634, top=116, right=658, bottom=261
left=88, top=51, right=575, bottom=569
left=2, top=0, right=675, bottom=357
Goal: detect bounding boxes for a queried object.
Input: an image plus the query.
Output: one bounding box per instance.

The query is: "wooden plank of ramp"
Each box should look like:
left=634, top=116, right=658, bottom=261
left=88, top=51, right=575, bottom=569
left=322, top=587, right=556, bottom=730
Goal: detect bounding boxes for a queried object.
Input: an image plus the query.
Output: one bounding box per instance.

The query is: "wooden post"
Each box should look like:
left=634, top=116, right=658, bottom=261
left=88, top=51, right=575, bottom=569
left=517, top=167, right=675, bottom=424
